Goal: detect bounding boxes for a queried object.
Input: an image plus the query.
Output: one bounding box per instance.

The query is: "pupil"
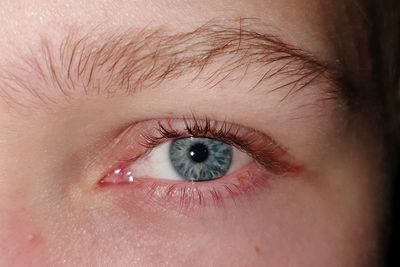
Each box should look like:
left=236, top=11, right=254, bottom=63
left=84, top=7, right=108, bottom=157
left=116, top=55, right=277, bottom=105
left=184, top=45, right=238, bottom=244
left=188, top=143, right=209, bottom=163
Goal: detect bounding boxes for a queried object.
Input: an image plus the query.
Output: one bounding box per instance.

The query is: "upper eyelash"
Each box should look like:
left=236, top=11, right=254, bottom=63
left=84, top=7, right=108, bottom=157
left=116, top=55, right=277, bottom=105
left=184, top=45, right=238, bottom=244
left=140, top=117, right=250, bottom=150
left=136, top=116, right=297, bottom=175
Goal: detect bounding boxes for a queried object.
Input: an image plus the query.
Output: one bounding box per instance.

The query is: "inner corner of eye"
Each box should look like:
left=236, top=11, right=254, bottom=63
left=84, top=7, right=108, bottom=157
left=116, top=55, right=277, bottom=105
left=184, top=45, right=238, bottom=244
left=100, top=136, right=252, bottom=185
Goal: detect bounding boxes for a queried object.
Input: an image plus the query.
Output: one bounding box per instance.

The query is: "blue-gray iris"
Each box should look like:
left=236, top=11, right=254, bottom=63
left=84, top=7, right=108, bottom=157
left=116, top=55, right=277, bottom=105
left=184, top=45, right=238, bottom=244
left=169, top=137, right=233, bottom=181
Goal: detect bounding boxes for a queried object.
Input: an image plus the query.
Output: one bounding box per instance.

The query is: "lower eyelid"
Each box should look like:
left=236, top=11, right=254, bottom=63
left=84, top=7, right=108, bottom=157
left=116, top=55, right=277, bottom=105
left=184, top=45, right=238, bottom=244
left=98, top=162, right=270, bottom=211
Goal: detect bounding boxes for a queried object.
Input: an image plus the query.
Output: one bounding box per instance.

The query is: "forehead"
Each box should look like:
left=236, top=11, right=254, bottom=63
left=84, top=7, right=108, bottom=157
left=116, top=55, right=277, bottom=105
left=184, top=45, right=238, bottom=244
left=0, top=0, right=341, bottom=60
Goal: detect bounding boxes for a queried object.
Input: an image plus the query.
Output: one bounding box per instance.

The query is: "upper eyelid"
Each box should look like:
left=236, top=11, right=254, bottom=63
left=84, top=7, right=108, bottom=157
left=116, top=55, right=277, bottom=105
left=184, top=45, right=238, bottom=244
left=0, top=18, right=343, bottom=113
left=121, top=118, right=301, bottom=175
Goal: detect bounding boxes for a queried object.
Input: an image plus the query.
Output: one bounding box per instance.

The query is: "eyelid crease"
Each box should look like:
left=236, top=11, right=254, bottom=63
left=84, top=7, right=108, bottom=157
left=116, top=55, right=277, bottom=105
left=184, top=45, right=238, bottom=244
left=0, top=18, right=342, bottom=113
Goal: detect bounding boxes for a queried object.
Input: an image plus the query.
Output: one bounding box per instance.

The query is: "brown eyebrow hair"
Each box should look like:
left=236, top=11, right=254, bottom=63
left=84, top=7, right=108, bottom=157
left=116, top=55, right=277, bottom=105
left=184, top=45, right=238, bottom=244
left=0, top=19, right=340, bottom=112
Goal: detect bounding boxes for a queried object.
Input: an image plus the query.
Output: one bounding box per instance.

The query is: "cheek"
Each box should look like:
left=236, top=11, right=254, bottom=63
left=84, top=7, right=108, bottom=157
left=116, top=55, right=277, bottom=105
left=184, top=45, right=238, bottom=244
left=0, top=209, right=50, bottom=266
left=41, top=172, right=377, bottom=266
left=0, top=177, right=51, bottom=266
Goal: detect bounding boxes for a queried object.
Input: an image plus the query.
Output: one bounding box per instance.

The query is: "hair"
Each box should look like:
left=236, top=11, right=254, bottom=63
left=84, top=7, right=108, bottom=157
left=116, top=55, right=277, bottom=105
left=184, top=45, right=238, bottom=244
left=365, top=0, right=400, bottom=265
left=330, top=0, right=400, bottom=265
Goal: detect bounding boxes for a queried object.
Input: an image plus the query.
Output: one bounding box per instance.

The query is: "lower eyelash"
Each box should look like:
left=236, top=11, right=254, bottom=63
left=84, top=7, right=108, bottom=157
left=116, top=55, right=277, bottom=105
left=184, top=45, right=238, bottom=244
left=99, top=162, right=269, bottom=212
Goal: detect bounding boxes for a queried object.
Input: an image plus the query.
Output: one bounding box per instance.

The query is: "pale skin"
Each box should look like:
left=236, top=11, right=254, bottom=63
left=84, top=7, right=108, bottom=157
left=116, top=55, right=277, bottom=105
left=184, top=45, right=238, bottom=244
left=0, top=0, right=387, bottom=266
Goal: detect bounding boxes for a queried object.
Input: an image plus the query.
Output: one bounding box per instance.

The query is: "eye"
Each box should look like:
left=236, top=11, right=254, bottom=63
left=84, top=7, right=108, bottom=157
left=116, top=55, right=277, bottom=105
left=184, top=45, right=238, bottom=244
left=97, top=118, right=300, bottom=208
left=117, top=137, right=252, bottom=182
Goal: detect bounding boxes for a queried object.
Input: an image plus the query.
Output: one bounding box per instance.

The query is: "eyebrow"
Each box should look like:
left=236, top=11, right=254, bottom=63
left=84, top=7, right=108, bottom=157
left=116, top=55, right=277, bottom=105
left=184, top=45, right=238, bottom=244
left=0, top=19, right=340, bottom=112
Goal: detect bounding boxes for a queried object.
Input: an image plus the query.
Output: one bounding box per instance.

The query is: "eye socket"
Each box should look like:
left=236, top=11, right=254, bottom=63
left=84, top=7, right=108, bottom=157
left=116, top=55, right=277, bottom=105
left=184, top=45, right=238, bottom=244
left=125, top=136, right=252, bottom=182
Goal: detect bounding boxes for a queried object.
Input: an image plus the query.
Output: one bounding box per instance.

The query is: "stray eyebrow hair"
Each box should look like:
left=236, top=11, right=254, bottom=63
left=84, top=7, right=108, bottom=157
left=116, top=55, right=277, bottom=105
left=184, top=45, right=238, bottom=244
left=0, top=19, right=340, bottom=112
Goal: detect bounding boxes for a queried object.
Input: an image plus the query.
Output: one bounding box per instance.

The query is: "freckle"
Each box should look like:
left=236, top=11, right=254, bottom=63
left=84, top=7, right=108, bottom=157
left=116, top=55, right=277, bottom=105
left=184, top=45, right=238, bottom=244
left=237, top=173, right=248, bottom=185
left=254, top=245, right=262, bottom=256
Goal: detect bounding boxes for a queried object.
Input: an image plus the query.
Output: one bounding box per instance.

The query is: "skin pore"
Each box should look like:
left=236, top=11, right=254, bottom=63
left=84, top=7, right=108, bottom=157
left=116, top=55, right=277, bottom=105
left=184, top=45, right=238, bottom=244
left=0, top=0, right=387, bottom=266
